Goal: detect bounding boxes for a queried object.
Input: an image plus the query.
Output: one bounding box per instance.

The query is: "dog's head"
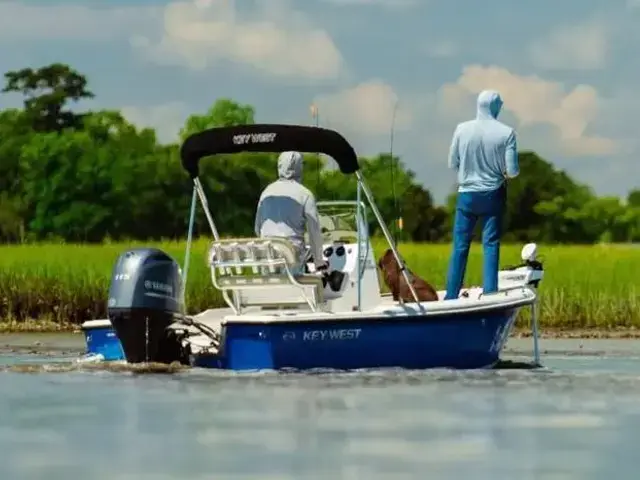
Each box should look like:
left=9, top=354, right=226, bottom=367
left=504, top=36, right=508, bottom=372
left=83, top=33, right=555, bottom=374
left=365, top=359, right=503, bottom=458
left=377, top=248, right=401, bottom=275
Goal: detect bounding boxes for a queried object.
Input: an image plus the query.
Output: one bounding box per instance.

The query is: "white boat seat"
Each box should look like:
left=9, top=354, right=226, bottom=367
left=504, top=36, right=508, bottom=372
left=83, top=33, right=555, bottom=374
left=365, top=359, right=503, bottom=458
left=208, top=237, right=325, bottom=313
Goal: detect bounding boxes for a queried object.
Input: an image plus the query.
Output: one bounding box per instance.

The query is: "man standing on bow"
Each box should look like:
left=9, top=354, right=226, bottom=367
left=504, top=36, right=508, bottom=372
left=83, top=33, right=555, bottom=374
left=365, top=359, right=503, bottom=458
left=444, top=90, right=519, bottom=300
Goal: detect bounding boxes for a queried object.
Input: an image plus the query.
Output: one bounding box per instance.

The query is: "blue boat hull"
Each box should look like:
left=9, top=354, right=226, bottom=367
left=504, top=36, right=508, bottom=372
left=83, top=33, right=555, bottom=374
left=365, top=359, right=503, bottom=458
left=82, top=324, right=124, bottom=361
left=82, top=307, right=518, bottom=370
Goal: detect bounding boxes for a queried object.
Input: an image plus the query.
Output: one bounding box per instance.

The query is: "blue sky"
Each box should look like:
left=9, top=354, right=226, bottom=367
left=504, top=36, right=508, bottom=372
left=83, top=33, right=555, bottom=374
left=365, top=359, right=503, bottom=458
left=0, top=0, right=639, bottom=202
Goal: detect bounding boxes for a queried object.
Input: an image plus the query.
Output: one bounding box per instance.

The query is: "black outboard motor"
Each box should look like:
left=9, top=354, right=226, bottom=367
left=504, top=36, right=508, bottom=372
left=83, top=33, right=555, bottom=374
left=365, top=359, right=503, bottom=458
left=107, top=248, right=189, bottom=364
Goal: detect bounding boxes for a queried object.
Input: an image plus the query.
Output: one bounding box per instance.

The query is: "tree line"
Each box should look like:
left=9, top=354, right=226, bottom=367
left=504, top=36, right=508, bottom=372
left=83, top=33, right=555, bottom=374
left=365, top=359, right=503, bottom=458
left=0, top=63, right=639, bottom=244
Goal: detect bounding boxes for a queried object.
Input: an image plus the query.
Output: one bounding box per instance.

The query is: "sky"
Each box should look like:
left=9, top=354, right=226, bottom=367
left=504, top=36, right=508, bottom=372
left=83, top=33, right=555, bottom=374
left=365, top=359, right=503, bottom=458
left=0, top=0, right=639, bottom=203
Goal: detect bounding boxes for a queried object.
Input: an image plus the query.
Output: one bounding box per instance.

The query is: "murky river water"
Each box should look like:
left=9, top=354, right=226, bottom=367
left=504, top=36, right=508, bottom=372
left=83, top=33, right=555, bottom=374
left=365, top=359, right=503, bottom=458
left=1, top=334, right=640, bottom=479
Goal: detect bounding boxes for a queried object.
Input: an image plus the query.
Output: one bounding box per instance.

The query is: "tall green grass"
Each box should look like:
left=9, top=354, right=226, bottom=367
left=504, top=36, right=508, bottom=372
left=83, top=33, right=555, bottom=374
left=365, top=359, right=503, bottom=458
left=0, top=240, right=638, bottom=330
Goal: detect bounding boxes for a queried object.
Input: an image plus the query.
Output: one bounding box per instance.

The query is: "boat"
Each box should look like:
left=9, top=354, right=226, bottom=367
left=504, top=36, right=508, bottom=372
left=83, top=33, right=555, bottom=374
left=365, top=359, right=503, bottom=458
left=79, top=123, right=544, bottom=371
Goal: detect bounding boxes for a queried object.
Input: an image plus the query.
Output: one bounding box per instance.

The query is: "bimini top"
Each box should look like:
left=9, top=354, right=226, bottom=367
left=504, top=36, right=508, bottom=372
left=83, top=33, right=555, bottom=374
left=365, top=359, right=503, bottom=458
left=180, top=124, right=359, bottom=178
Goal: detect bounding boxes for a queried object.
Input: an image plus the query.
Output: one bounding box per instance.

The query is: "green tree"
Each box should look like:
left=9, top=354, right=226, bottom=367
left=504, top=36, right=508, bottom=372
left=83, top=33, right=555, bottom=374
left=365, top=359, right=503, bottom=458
left=0, top=192, right=24, bottom=242
left=0, top=109, right=33, bottom=241
left=2, top=63, right=94, bottom=132
left=628, top=189, right=640, bottom=208
left=502, top=152, right=595, bottom=243
left=179, top=98, right=255, bottom=140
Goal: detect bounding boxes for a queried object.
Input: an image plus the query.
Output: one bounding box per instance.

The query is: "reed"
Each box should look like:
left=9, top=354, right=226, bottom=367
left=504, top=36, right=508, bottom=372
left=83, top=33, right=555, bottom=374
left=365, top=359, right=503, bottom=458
left=0, top=240, right=638, bottom=331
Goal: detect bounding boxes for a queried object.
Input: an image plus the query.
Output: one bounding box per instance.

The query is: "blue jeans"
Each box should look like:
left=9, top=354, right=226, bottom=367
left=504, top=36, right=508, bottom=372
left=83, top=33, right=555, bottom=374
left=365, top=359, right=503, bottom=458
left=444, top=185, right=506, bottom=300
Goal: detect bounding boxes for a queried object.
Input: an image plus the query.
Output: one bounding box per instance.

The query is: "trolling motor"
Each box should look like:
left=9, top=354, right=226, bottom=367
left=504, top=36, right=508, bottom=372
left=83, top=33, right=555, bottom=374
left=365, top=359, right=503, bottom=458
left=499, top=243, right=544, bottom=290
left=106, top=248, right=190, bottom=364
left=500, top=242, right=545, bottom=367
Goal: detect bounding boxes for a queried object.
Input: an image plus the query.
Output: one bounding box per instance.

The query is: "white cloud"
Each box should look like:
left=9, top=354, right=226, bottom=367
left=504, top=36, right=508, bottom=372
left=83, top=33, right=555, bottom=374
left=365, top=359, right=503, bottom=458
left=120, top=102, right=189, bottom=143
left=313, top=80, right=413, bottom=136
left=133, top=0, right=345, bottom=81
left=0, top=3, right=158, bottom=41
left=529, top=21, right=609, bottom=70
left=437, top=65, right=617, bottom=157
left=0, top=1, right=344, bottom=81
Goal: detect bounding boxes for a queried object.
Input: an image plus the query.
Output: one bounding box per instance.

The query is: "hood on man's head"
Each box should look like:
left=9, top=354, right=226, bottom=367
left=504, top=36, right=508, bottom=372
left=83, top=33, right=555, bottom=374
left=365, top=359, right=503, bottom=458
left=476, top=90, right=503, bottom=119
left=277, top=151, right=303, bottom=181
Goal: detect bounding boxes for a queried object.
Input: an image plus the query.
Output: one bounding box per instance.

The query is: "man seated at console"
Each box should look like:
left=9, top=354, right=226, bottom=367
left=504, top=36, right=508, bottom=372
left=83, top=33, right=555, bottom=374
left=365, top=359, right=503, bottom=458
left=254, top=151, right=328, bottom=275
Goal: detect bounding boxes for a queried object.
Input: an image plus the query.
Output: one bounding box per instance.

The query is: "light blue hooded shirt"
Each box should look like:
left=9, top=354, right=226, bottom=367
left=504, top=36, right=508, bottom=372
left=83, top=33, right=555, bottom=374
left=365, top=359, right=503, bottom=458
left=448, top=90, right=519, bottom=193
left=254, top=151, right=324, bottom=268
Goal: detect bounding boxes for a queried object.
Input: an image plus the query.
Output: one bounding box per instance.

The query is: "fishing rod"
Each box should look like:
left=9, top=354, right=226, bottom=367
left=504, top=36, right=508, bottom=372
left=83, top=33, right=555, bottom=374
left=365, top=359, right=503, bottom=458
left=310, top=103, right=321, bottom=196
left=389, top=100, right=399, bottom=244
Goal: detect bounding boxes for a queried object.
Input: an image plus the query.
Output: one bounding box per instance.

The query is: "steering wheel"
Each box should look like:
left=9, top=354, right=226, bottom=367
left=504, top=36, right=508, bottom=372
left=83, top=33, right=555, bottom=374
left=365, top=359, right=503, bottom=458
left=304, top=247, right=330, bottom=272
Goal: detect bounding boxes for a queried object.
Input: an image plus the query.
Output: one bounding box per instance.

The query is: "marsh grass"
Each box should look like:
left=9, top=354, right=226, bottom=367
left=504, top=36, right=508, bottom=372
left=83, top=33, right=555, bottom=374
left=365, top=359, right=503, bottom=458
left=0, top=240, right=638, bottom=331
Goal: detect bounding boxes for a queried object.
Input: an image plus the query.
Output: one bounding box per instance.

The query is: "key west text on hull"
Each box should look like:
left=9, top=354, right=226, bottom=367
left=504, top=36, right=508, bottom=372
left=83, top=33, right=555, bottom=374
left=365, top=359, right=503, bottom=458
left=79, top=124, right=544, bottom=371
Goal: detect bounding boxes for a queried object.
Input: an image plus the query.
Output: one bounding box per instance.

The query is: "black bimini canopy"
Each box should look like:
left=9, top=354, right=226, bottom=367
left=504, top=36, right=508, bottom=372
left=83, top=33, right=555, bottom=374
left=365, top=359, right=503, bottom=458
left=180, top=124, right=359, bottom=178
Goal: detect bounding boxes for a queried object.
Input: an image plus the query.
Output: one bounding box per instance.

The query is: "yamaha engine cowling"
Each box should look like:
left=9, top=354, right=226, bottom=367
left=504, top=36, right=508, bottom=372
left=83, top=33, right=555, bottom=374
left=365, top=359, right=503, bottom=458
left=107, top=248, right=188, bottom=364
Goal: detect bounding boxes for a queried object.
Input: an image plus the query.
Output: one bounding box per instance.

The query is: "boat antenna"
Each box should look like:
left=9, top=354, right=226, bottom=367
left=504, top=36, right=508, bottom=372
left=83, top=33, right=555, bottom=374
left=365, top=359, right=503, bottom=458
left=389, top=100, right=399, bottom=244
left=310, top=103, right=321, bottom=196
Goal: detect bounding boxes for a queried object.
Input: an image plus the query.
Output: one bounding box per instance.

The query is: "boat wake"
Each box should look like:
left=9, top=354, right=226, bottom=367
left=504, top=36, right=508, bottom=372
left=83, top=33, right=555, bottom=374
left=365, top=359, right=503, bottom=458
left=4, top=358, right=640, bottom=394
left=0, top=359, right=541, bottom=376
left=0, top=361, right=188, bottom=375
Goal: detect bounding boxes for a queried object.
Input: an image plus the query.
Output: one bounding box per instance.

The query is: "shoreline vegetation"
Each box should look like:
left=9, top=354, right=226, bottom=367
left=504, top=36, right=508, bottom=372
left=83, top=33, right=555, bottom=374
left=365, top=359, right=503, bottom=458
left=1, top=240, right=638, bottom=337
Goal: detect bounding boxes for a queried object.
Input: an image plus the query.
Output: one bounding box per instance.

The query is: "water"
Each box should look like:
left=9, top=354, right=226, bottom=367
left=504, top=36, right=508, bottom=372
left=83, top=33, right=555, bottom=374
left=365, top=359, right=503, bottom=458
left=1, top=335, right=640, bottom=479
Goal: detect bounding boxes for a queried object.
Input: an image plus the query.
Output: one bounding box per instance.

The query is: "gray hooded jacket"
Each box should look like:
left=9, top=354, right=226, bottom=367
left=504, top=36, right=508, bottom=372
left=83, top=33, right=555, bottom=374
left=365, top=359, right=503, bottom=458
left=254, top=151, right=324, bottom=268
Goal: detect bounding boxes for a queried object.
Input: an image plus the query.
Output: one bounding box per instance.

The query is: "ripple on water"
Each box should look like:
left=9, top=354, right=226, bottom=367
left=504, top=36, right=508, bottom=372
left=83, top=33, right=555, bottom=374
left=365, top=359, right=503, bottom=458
left=2, top=352, right=640, bottom=479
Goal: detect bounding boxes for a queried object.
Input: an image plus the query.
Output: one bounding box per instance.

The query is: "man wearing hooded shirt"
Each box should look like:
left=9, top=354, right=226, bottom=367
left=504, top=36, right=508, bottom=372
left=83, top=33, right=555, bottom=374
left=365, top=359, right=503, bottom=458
left=255, top=151, right=327, bottom=275
left=444, top=90, right=520, bottom=300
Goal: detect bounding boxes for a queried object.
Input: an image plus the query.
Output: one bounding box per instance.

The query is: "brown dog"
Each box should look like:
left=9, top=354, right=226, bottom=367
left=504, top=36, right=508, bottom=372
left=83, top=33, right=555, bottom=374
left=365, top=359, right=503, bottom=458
left=377, top=249, right=439, bottom=303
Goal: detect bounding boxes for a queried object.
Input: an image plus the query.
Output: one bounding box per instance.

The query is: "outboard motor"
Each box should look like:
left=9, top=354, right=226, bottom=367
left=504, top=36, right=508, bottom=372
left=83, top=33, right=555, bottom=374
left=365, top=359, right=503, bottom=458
left=107, top=248, right=189, bottom=364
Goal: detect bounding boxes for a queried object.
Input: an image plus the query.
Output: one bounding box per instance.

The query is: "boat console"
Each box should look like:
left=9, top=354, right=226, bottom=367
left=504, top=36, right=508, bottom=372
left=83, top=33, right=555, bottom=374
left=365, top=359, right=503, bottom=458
left=305, top=242, right=359, bottom=293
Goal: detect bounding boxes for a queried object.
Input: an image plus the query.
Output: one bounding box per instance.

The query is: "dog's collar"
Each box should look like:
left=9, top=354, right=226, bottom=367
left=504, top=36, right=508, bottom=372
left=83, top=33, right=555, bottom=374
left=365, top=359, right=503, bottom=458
left=401, top=267, right=415, bottom=281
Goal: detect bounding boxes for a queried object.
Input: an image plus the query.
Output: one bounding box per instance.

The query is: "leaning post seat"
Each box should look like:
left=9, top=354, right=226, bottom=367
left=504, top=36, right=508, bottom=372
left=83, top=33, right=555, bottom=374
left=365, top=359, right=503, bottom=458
left=207, top=237, right=326, bottom=313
